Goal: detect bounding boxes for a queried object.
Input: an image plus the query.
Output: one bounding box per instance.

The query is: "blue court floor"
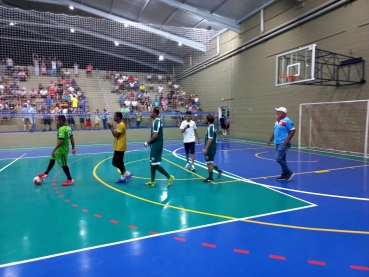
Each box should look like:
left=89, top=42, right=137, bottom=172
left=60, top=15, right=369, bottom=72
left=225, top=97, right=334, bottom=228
left=0, top=138, right=368, bottom=276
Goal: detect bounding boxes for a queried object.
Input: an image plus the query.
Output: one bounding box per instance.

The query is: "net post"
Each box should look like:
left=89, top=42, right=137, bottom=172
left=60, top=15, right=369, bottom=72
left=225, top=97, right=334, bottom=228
left=365, top=100, right=369, bottom=158
left=298, top=103, right=302, bottom=150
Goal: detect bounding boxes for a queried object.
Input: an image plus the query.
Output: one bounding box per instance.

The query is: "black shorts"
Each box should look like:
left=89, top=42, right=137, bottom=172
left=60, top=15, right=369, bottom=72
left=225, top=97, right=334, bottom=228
left=43, top=119, right=51, bottom=125
left=184, top=142, right=195, bottom=155
left=80, top=118, right=85, bottom=123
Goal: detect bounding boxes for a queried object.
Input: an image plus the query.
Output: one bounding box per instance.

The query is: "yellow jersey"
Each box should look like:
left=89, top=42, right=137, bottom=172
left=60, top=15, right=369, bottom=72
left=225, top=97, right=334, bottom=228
left=71, top=97, right=79, bottom=108
left=113, top=122, right=127, bottom=151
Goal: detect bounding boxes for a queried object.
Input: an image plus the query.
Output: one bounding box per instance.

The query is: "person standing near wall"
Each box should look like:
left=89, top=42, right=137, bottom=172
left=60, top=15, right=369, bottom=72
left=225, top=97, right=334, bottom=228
left=102, top=109, right=108, bottom=130
left=267, top=107, right=296, bottom=181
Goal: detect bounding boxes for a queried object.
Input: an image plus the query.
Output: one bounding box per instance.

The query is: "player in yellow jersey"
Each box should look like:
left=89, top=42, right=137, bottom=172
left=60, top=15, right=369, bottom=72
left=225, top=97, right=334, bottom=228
left=107, top=112, right=132, bottom=183
left=38, top=115, right=76, bottom=186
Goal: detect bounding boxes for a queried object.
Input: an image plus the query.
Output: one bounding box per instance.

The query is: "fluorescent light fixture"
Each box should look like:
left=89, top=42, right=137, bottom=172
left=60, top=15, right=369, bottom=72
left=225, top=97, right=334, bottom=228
left=9, top=22, right=14, bottom=26
left=124, top=23, right=128, bottom=27
left=159, top=55, right=164, bottom=61
left=178, top=42, right=182, bottom=46
left=114, top=41, right=119, bottom=46
left=69, top=5, right=74, bottom=10
left=70, top=28, right=75, bottom=33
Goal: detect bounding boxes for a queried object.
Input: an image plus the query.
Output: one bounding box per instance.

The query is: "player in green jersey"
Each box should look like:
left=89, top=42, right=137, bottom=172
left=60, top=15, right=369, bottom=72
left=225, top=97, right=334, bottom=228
left=202, top=114, right=222, bottom=182
left=37, top=115, right=76, bottom=186
left=144, top=107, right=175, bottom=187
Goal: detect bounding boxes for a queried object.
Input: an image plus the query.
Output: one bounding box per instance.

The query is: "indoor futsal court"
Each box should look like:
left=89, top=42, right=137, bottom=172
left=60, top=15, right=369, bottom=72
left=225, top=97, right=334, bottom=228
left=0, top=138, right=368, bottom=276
left=1, top=0, right=369, bottom=276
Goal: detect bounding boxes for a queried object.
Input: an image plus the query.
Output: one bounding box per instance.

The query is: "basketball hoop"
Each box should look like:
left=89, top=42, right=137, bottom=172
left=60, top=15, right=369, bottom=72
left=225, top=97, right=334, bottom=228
left=279, top=74, right=296, bottom=82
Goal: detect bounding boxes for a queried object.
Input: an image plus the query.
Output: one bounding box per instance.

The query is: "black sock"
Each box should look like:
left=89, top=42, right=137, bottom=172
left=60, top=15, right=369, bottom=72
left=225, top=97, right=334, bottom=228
left=45, top=159, right=56, bottom=175
left=150, top=165, right=156, bottom=182
left=155, top=165, right=170, bottom=178
left=209, top=171, right=213, bottom=179
left=62, top=166, right=72, bottom=180
left=213, top=166, right=220, bottom=172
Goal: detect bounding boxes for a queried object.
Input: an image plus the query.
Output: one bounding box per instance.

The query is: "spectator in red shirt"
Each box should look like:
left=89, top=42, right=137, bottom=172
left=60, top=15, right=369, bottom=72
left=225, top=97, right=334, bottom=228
left=86, top=64, right=93, bottom=77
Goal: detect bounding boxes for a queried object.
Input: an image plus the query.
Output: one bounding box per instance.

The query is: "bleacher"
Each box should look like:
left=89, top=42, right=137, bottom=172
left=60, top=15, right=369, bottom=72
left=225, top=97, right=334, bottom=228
left=0, top=66, right=202, bottom=131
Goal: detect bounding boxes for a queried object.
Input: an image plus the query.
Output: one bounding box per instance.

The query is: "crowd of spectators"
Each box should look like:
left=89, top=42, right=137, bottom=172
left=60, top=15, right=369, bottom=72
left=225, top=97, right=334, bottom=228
left=107, top=71, right=200, bottom=114
left=0, top=55, right=95, bottom=130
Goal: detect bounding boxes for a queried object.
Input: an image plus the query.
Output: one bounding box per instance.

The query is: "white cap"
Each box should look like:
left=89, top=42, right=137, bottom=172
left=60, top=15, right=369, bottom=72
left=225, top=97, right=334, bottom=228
left=275, top=107, right=287, bottom=113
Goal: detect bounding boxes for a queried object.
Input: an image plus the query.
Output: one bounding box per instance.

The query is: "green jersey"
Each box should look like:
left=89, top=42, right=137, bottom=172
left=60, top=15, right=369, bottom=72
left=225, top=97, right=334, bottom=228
left=150, top=118, right=164, bottom=150
left=205, top=124, right=217, bottom=154
left=56, top=125, right=73, bottom=154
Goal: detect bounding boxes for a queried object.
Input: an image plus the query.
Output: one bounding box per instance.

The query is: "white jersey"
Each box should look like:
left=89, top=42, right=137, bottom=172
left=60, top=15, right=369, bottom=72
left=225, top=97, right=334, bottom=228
left=180, top=120, right=197, bottom=143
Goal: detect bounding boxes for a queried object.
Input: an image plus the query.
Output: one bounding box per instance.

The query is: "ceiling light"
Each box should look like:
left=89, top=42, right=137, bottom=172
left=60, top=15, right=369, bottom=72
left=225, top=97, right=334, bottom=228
left=9, top=22, right=14, bottom=26
left=69, top=5, right=74, bottom=10
left=124, top=23, right=128, bottom=27
left=178, top=42, right=182, bottom=46
left=70, top=28, right=75, bottom=33
left=114, top=41, right=119, bottom=46
left=159, top=55, right=164, bottom=61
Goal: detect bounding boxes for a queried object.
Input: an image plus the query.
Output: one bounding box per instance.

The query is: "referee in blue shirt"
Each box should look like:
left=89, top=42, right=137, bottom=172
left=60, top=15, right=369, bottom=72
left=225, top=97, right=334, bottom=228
left=268, top=107, right=296, bottom=181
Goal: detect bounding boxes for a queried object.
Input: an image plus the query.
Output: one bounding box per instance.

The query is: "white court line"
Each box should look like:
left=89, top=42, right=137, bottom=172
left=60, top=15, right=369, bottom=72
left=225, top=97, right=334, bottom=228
left=0, top=204, right=315, bottom=269
left=0, top=146, right=158, bottom=161
left=265, top=185, right=369, bottom=201
left=222, top=138, right=369, bottom=162
left=0, top=141, right=184, bottom=152
left=167, top=148, right=316, bottom=207
left=0, top=153, right=26, bottom=172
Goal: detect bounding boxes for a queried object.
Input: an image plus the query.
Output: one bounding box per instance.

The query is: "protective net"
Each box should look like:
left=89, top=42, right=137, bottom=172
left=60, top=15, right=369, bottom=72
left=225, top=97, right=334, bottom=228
left=0, top=6, right=220, bottom=131
left=299, top=100, right=369, bottom=157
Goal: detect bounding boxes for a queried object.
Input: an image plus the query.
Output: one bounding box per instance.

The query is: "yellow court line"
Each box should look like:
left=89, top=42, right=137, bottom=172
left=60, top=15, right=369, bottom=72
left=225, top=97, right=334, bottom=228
left=93, top=156, right=369, bottom=235
left=162, top=157, right=209, bottom=181
left=133, top=176, right=201, bottom=181
left=315, top=170, right=330, bottom=173
left=93, top=157, right=234, bottom=220
left=255, top=151, right=319, bottom=162
left=249, top=164, right=369, bottom=180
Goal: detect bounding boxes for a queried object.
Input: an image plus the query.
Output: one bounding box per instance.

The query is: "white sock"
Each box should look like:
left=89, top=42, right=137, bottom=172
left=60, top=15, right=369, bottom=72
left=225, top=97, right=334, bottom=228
left=124, top=170, right=131, bottom=176
left=120, top=175, right=126, bottom=180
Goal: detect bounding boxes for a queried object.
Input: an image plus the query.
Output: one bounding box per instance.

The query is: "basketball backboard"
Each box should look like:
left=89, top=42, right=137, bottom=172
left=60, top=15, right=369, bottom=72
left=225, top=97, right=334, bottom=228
left=276, top=44, right=316, bottom=86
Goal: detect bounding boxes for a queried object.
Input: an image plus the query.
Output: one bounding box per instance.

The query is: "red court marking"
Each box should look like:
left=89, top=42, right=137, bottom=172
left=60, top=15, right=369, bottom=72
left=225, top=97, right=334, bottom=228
left=174, top=237, right=186, bottom=242
left=234, top=249, right=249, bottom=254
left=55, top=190, right=60, bottom=194
left=128, top=225, right=137, bottom=229
left=94, top=214, right=102, bottom=218
left=269, top=255, right=286, bottom=260
left=350, top=265, right=369, bottom=271
left=72, top=204, right=78, bottom=207
left=65, top=199, right=70, bottom=203
left=59, top=195, right=64, bottom=198
left=82, top=209, right=88, bottom=213
left=150, top=231, right=159, bottom=235
left=110, top=220, right=118, bottom=224
left=308, top=260, right=326, bottom=266
left=202, top=243, right=216, bottom=248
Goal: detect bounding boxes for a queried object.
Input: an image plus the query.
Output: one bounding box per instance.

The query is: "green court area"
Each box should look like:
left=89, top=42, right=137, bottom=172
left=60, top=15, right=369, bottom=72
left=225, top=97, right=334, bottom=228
left=0, top=150, right=313, bottom=265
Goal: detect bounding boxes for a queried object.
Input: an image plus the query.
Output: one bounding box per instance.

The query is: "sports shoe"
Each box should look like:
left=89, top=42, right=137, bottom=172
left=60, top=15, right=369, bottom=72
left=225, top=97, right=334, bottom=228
left=285, top=172, right=295, bottom=182
left=203, top=177, right=214, bottom=183
left=62, top=179, right=74, bottom=186
left=37, top=173, right=48, bottom=178
left=191, top=165, right=195, bottom=171
left=217, top=170, right=223, bottom=179
left=276, top=175, right=287, bottom=181
left=167, top=175, right=175, bottom=187
left=145, top=181, right=156, bottom=187
left=125, top=173, right=132, bottom=183
left=115, top=178, right=126, bottom=184
left=184, top=163, right=190, bottom=169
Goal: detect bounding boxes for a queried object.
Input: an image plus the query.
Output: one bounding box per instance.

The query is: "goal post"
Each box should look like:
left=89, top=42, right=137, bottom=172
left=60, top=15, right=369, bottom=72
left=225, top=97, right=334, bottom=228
left=298, top=100, right=369, bottom=158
